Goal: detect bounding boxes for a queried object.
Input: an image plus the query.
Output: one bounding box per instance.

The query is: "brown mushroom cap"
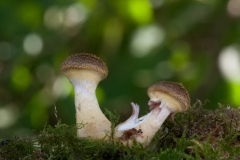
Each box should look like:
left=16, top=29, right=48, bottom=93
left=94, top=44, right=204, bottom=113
left=60, top=53, right=108, bottom=79
left=147, top=81, right=190, bottom=111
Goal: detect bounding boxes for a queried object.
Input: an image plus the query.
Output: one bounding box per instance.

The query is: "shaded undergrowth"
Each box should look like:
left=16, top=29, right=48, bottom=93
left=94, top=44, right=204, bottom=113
left=0, top=101, right=240, bottom=159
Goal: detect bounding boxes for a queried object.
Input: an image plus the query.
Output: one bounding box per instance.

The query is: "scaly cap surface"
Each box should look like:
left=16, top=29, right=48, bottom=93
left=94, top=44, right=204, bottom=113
left=60, top=53, right=108, bottom=79
left=148, top=81, right=190, bottom=111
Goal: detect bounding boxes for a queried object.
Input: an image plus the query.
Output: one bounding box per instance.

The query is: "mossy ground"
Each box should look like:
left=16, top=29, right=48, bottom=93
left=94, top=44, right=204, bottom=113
left=1, top=101, right=240, bottom=160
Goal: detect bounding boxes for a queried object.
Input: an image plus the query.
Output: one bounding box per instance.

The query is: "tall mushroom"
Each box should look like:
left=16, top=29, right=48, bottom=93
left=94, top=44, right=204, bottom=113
left=114, top=81, right=190, bottom=147
left=60, top=53, right=111, bottom=139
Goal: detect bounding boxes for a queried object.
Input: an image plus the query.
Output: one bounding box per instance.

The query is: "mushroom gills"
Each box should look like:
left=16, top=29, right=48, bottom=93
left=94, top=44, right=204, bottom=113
left=148, top=100, right=161, bottom=110
left=149, top=99, right=172, bottom=124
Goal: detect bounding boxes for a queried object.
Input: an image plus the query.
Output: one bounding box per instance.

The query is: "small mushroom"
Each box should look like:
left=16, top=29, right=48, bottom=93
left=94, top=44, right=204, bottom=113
left=60, top=53, right=111, bottom=139
left=114, top=81, right=190, bottom=147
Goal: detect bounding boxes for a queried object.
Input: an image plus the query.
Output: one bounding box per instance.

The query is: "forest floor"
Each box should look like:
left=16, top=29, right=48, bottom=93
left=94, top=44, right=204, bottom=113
left=0, top=100, right=240, bottom=160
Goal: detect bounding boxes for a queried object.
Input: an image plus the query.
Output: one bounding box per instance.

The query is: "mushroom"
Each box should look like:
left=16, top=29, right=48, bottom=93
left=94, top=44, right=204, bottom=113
left=60, top=53, right=111, bottom=139
left=114, top=81, right=190, bottom=147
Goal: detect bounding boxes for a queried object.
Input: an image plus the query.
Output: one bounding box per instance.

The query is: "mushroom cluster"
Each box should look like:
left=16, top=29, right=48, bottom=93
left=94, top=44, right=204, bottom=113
left=114, top=81, right=190, bottom=147
left=60, top=53, right=190, bottom=146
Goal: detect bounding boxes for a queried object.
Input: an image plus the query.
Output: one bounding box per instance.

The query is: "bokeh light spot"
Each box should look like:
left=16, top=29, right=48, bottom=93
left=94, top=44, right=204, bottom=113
left=12, top=66, right=32, bottom=90
left=79, top=0, right=97, bottom=10
left=149, top=0, right=164, bottom=8
left=63, top=3, right=88, bottom=28
left=19, top=2, right=42, bottom=27
left=23, top=33, right=43, bottom=56
left=53, top=76, right=72, bottom=99
left=127, top=0, right=153, bottom=24
left=218, top=45, right=240, bottom=83
left=229, top=82, right=240, bottom=106
left=0, top=105, right=19, bottom=129
left=170, top=42, right=190, bottom=71
left=44, top=6, right=63, bottom=30
left=227, top=0, right=240, bottom=17
left=130, top=25, right=165, bottom=58
left=170, top=53, right=190, bottom=71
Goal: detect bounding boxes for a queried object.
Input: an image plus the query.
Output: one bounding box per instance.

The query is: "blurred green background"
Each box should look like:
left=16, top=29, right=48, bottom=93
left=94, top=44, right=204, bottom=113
left=1, top=0, right=240, bottom=139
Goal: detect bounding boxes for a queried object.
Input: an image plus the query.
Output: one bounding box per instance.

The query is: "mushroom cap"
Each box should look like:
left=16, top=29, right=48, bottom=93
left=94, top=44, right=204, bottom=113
left=60, top=53, right=108, bottom=79
left=147, top=81, right=190, bottom=112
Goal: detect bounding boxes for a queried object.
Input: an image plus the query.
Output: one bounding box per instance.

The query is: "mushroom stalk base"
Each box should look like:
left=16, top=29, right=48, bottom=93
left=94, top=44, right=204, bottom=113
left=69, top=71, right=111, bottom=139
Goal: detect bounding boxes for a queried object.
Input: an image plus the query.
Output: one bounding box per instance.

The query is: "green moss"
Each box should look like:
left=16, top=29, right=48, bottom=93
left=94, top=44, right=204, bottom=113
left=1, top=101, right=240, bottom=159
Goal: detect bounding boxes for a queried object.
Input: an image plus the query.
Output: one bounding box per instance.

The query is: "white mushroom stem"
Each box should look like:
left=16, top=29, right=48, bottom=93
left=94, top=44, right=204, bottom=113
left=150, top=100, right=171, bottom=125
left=69, top=70, right=111, bottom=139
left=114, top=100, right=172, bottom=147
